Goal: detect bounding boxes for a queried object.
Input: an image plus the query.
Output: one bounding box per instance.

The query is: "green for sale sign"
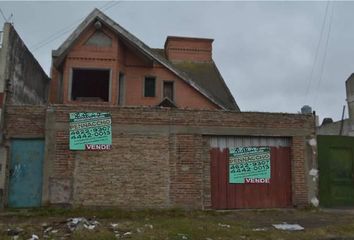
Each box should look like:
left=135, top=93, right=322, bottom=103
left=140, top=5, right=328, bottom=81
left=69, top=112, right=112, bottom=150
left=229, top=147, right=271, bottom=184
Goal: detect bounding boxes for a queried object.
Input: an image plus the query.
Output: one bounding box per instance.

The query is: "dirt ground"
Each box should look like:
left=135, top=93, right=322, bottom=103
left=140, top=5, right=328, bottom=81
left=0, top=208, right=354, bottom=240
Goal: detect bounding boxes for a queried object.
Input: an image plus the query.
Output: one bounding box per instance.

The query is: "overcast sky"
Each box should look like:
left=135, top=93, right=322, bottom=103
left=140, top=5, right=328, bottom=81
left=0, top=1, right=352, bottom=121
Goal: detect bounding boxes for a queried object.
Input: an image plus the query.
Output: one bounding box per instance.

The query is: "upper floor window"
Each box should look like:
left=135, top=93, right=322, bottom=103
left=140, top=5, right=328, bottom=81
left=71, top=68, right=110, bottom=102
left=144, top=77, right=156, bottom=97
left=163, top=81, right=174, bottom=101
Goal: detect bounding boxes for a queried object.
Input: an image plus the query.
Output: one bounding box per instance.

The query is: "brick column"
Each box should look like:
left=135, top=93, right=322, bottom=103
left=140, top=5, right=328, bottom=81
left=169, top=134, right=204, bottom=208
left=291, top=136, right=308, bottom=207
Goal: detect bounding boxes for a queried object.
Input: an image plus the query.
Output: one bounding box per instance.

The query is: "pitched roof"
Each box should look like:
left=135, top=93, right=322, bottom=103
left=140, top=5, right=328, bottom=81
left=158, top=97, right=177, bottom=108
left=52, top=8, right=239, bottom=111
left=151, top=48, right=238, bottom=110
left=173, top=62, right=239, bottom=111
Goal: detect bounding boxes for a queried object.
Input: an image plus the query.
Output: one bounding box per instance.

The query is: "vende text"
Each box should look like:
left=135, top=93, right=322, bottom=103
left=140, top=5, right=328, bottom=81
left=85, top=144, right=112, bottom=151
left=245, top=178, right=270, bottom=184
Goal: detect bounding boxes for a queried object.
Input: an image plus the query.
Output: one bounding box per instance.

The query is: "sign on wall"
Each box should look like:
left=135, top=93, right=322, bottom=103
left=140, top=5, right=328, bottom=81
left=229, top=147, right=271, bottom=183
left=69, top=112, right=112, bottom=150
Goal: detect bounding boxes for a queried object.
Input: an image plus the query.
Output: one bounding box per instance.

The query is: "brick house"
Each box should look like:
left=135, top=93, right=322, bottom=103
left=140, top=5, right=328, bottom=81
left=49, top=9, right=239, bottom=111
left=0, top=9, right=316, bottom=209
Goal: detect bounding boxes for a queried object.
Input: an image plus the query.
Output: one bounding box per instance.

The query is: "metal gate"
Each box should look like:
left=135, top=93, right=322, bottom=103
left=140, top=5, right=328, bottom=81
left=318, top=135, right=354, bottom=208
left=210, top=136, right=292, bottom=209
left=8, top=139, right=45, bottom=207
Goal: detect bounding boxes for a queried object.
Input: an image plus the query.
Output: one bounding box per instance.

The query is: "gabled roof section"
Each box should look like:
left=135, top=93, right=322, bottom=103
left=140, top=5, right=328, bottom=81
left=157, top=97, right=177, bottom=108
left=52, top=8, right=239, bottom=111
left=152, top=48, right=238, bottom=110
left=171, top=61, right=239, bottom=111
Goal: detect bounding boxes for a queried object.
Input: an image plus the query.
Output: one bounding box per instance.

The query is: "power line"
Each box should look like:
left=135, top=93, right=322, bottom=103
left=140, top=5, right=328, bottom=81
left=313, top=1, right=335, bottom=107
left=31, top=1, right=116, bottom=50
left=101, top=1, right=119, bottom=12
left=31, top=1, right=121, bottom=52
left=0, top=8, right=7, bottom=22
left=304, top=1, right=330, bottom=103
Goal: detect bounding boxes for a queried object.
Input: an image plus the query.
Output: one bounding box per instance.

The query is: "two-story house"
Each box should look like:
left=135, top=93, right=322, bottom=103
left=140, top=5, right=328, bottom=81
left=49, top=8, right=239, bottom=111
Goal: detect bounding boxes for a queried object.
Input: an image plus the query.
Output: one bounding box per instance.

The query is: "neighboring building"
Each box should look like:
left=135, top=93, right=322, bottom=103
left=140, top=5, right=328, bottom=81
left=0, top=23, right=50, bottom=206
left=317, top=74, right=354, bottom=208
left=0, top=23, right=50, bottom=107
left=317, top=73, right=354, bottom=136
left=49, top=9, right=239, bottom=111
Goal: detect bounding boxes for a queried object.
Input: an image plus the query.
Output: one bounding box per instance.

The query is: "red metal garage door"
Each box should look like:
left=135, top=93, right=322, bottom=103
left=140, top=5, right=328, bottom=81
left=210, top=137, right=292, bottom=209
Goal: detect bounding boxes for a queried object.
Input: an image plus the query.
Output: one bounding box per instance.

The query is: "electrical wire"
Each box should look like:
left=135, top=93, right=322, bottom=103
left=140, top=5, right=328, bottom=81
left=304, top=1, right=330, bottom=103
left=313, top=1, right=335, bottom=107
left=30, top=1, right=115, bottom=49
left=31, top=1, right=117, bottom=50
left=0, top=8, right=7, bottom=22
left=31, top=1, right=121, bottom=52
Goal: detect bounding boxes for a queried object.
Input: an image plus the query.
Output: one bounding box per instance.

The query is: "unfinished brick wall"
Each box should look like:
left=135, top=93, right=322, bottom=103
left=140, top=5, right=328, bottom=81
left=4, top=105, right=315, bottom=209
left=73, top=133, right=170, bottom=207
left=169, top=134, right=205, bottom=208
left=164, top=36, right=213, bottom=62
left=4, top=106, right=46, bottom=137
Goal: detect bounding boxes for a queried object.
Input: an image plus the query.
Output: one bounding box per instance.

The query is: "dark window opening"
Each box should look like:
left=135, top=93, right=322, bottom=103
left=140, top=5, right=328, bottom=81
left=71, top=69, right=110, bottom=102
left=163, top=81, right=174, bottom=101
left=144, top=77, right=156, bottom=97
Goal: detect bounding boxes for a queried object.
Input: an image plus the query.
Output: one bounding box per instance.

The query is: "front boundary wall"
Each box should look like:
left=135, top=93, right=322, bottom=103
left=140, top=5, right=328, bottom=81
left=3, top=105, right=315, bottom=209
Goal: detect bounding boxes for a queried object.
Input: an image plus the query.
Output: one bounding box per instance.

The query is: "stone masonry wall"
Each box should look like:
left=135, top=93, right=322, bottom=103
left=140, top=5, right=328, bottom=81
left=5, top=105, right=315, bottom=209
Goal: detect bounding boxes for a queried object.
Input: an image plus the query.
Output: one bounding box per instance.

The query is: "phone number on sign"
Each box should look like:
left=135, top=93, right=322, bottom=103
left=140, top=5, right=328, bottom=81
left=70, top=127, right=111, bottom=140
left=230, top=160, right=270, bottom=173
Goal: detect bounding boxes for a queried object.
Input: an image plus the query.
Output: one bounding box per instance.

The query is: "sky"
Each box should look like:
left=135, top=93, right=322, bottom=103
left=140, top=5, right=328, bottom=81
left=0, top=1, right=352, bottom=121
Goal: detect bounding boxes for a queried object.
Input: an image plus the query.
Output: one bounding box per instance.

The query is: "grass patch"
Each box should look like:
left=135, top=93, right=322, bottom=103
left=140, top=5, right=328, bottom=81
left=72, top=228, right=115, bottom=240
left=4, top=207, right=228, bottom=220
left=1, top=208, right=354, bottom=239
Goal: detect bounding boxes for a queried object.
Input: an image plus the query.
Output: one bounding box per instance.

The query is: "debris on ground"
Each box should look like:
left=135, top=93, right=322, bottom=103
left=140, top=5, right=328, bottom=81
left=123, top=231, right=132, bottom=236
left=110, top=223, right=119, bottom=229
left=252, top=227, right=268, bottom=231
left=218, top=223, right=231, bottom=228
left=177, top=233, right=189, bottom=239
left=272, top=223, right=304, bottom=231
left=108, top=222, right=136, bottom=239
left=144, top=224, right=153, bottom=229
left=7, top=228, right=23, bottom=236
left=67, top=217, right=99, bottom=231
left=27, top=234, right=39, bottom=240
left=1, top=209, right=354, bottom=239
left=43, top=226, right=52, bottom=234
